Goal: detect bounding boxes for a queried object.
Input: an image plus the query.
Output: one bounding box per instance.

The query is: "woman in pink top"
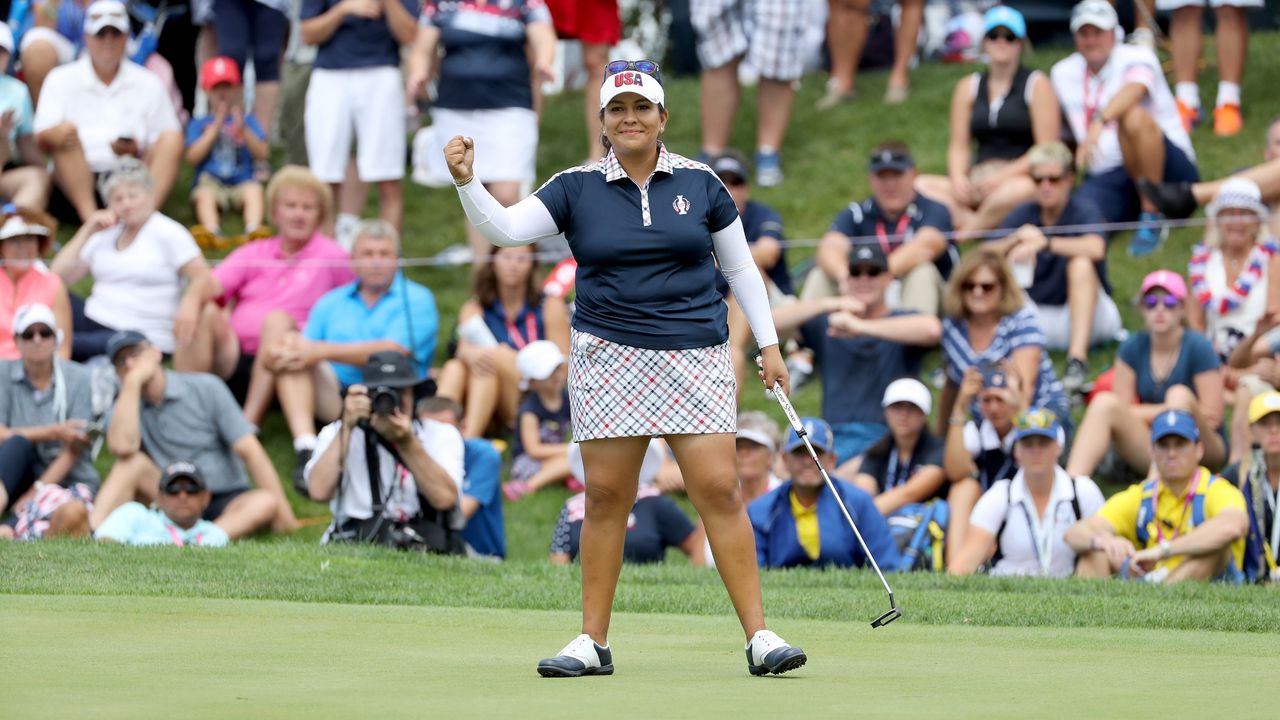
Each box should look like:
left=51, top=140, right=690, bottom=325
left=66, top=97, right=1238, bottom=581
left=179, top=165, right=354, bottom=427
left=0, top=209, right=72, bottom=360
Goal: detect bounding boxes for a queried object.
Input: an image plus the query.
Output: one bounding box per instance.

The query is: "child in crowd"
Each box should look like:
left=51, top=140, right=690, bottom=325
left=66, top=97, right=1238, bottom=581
left=185, top=56, right=270, bottom=250
left=504, top=340, right=571, bottom=501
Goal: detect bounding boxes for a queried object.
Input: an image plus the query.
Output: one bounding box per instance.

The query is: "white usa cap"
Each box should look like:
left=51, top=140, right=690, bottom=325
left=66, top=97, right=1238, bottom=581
left=600, top=70, right=665, bottom=110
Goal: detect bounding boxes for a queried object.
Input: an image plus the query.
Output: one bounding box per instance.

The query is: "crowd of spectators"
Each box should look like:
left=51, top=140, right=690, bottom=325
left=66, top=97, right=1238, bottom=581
left=0, top=0, right=1275, bottom=586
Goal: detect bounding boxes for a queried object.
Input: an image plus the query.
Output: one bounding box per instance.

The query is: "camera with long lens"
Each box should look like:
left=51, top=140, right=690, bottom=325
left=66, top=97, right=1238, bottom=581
left=369, top=385, right=399, bottom=416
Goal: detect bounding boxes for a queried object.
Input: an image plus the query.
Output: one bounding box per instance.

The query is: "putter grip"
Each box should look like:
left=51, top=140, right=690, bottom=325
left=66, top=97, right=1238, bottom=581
left=756, top=353, right=804, bottom=432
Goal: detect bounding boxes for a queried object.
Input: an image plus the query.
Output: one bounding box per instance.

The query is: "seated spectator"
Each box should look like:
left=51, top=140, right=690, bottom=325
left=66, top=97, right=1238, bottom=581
left=1065, top=410, right=1249, bottom=583
left=417, top=396, right=505, bottom=560
left=942, top=364, right=1023, bottom=559
left=939, top=249, right=1070, bottom=435
left=0, top=304, right=97, bottom=527
left=185, top=56, right=271, bottom=249
left=773, top=241, right=941, bottom=466
left=551, top=441, right=703, bottom=566
left=1140, top=113, right=1280, bottom=220
left=504, top=341, right=571, bottom=501
left=852, top=379, right=946, bottom=518
left=32, top=0, right=182, bottom=222
left=803, top=142, right=956, bottom=315
left=16, top=0, right=88, bottom=108
left=305, top=351, right=464, bottom=551
left=0, top=210, right=72, bottom=359
left=915, top=6, right=1062, bottom=238
left=985, top=142, right=1121, bottom=393
left=263, top=220, right=435, bottom=485
left=437, top=245, right=570, bottom=438
left=748, top=417, right=902, bottom=570
left=88, top=330, right=297, bottom=539
left=735, top=411, right=784, bottom=504
left=1227, top=311, right=1280, bottom=460
left=0, top=25, right=51, bottom=211
left=49, top=160, right=211, bottom=361
left=94, top=462, right=230, bottom=547
left=1050, top=0, right=1198, bottom=257
left=1066, top=270, right=1227, bottom=478
left=1223, top=391, right=1280, bottom=582
left=1186, top=178, right=1279, bottom=363
left=949, top=408, right=1105, bottom=577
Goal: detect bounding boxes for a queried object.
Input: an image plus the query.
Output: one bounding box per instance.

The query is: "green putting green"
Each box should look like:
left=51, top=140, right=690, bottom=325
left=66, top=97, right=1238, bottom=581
left=4, top=594, right=1272, bottom=719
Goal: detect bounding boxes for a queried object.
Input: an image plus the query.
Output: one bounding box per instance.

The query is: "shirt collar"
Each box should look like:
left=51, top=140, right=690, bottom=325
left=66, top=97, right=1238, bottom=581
left=599, top=144, right=675, bottom=184
left=346, top=273, right=403, bottom=302
left=1010, top=466, right=1074, bottom=505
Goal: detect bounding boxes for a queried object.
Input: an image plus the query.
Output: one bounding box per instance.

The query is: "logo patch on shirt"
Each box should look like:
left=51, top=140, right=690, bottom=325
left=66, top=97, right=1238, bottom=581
left=673, top=195, right=691, bottom=215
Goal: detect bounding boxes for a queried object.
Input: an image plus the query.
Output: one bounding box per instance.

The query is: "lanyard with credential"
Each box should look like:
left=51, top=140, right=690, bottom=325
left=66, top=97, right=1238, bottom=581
left=874, top=213, right=911, bottom=255
left=165, top=524, right=202, bottom=547
left=1082, top=72, right=1103, bottom=126
left=1155, top=472, right=1202, bottom=545
left=1016, top=496, right=1055, bottom=577
left=505, top=310, right=539, bottom=350
left=885, top=447, right=913, bottom=491
left=1267, top=481, right=1279, bottom=561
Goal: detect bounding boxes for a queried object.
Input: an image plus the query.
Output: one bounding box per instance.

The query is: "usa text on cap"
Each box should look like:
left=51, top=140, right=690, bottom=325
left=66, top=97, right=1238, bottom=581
left=599, top=66, right=665, bottom=110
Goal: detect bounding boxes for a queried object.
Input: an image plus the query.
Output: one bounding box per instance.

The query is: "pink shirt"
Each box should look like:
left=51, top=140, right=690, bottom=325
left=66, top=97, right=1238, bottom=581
left=213, top=234, right=355, bottom=354
left=0, top=266, right=64, bottom=359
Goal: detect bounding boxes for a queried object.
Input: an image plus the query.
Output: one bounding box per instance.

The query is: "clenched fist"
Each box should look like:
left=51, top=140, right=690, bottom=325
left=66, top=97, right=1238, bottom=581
left=444, top=135, right=475, bottom=185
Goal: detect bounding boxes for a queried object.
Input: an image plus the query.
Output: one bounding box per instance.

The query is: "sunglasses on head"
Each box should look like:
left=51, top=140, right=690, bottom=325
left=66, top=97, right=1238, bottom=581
left=849, top=266, right=884, bottom=279
left=985, top=28, right=1018, bottom=42
left=19, top=327, right=54, bottom=341
left=605, top=60, right=662, bottom=81
left=963, top=280, right=998, bottom=295
left=1141, top=294, right=1181, bottom=310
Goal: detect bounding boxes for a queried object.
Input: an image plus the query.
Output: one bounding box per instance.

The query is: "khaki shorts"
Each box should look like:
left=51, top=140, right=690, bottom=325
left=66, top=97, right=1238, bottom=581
left=192, top=174, right=260, bottom=211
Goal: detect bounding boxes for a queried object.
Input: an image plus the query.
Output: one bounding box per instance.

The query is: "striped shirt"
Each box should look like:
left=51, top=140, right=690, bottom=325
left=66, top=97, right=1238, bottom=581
left=942, top=306, right=1069, bottom=418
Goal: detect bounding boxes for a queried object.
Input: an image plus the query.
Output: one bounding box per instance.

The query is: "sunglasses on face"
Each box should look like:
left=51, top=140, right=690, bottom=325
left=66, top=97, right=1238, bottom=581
left=1141, top=294, right=1181, bottom=310
left=19, top=327, right=54, bottom=341
left=985, top=29, right=1018, bottom=42
left=1031, top=173, right=1068, bottom=185
left=849, top=266, right=884, bottom=279
left=605, top=60, right=662, bottom=81
left=963, top=281, right=999, bottom=295
left=162, top=481, right=202, bottom=496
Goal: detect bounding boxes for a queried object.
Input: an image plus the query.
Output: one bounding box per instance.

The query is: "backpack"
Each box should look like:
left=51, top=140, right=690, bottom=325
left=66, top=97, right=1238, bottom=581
left=989, top=476, right=1081, bottom=569
left=889, top=500, right=949, bottom=572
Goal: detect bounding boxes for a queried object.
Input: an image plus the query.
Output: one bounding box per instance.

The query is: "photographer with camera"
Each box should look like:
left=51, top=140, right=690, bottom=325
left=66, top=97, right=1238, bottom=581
left=305, top=351, right=465, bottom=552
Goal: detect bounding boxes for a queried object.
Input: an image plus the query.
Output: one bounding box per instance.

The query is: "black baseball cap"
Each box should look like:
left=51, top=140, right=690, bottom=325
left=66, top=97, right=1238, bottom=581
left=106, top=329, right=147, bottom=362
left=709, top=151, right=750, bottom=184
left=160, top=461, right=207, bottom=493
left=848, top=241, right=889, bottom=272
left=869, top=148, right=915, bottom=173
left=362, top=351, right=421, bottom=388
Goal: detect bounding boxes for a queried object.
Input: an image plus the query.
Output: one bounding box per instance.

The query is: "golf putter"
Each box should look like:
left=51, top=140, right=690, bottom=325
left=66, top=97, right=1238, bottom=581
left=760, top=358, right=901, bottom=628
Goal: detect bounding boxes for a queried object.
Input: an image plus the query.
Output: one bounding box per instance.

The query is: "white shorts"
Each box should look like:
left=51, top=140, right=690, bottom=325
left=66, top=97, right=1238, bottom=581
left=1024, top=289, right=1123, bottom=352
left=691, top=0, right=809, bottom=80
left=304, top=66, right=406, bottom=183
left=20, top=27, right=76, bottom=65
left=1155, top=0, right=1262, bottom=9
left=419, top=107, right=538, bottom=186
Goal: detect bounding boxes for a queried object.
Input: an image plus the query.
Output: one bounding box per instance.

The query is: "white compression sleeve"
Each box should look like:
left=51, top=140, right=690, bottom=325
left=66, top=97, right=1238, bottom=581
left=455, top=179, right=561, bottom=247
left=713, top=217, right=780, bottom=349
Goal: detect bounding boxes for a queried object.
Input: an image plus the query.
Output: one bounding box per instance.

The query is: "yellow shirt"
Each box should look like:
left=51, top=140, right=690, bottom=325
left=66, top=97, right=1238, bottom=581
left=790, top=490, right=820, bottom=561
left=1096, top=468, right=1247, bottom=572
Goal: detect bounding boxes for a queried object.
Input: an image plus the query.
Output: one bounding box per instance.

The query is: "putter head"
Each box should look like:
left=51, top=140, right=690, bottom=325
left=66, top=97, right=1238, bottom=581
left=870, top=606, right=902, bottom=628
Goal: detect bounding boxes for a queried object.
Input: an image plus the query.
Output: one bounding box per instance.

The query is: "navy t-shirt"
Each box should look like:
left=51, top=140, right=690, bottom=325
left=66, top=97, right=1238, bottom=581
left=422, top=0, right=551, bottom=110
left=715, top=199, right=792, bottom=297
left=829, top=194, right=957, bottom=278
left=512, top=389, right=571, bottom=458
left=857, top=431, right=946, bottom=497
left=301, top=0, right=414, bottom=69
left=1116, top=330, right=1220, bottom=404
left=551, top=494, right=695, bottom=563
left=994, top=195, right=1112, bottom=306
left=800, top=311, right=928, bottom=425
left=460, top=437, right=505, bottom=558
left=535, top=149, right=740, bottom=350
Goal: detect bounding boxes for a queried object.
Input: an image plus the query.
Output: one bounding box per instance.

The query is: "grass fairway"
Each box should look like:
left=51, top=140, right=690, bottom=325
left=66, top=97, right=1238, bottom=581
left=3, top=594, right=1270, bottom=719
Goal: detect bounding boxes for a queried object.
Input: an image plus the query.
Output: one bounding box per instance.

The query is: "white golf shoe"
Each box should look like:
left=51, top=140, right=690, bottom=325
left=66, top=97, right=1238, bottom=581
left=746, top=629, right=807, bottom=676
left=537, top=634, right=613, bottom=678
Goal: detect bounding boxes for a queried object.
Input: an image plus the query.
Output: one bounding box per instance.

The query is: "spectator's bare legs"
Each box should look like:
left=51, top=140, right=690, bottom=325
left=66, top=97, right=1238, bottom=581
left=454, top=347, right=520, bottom=438
left=669, top=433, right=767, bottom=639
left=1065, top=256, right=1099, bottom=362
left=583, top=43, right=610, bottom=162
left=192, top=185, right=223, bottom=232
left=1064, top=392, right=1153, bottom=477
left=756, top=78, right=795, bottom=158
left=824, top=0, right=871, bottom=99
left=436, top=358, right=468, bottom=403
left=886, top=0, right=923, bottom=101
left=1229, top=382, right=1256, bottom=463
left=1074, top=546, right=1116, bottom=578
left=464, top=181, right=520, bottom=261
left=48, top=133, right=99, bottom=222
left=243, top=311, right=297, bottom=427
left=173, top=303, right=240, bottom=377
left=578, top=436, right=648, bottom=644
left=1116, top=107, right=1165, bottom=214
left=253, top=81, right=281, bottom=140
left=1165, top=546, right=1232, bottom=582
left=944, top=478, right=982, bottom=566
left=1215, top=6, right=1247, bottom=100
left=0, top=167, right=51, bottom=211
left=1187, top=161, right=1280, bottom=207
left=212, top=488, right=278, bottom=540
left=376, top=179, right=403, bottom=232
left=269, top=353, right=342, bottom=443
left=699, top=58, right=742, bottom=154
left=88, top=452, right=162, bottom=529
left=46, top=500, right=91, bottom=538
left=967, top=175, right=1036, bottom=237
left=522, top=453, right=572, bottom=493
left=20, top=40, right=59, bottom=110
left=144, top=131, right=183, bottom=209
left=241, top=182, right=265, bottom=230
left=1169, top=7, right=1203, bottom=100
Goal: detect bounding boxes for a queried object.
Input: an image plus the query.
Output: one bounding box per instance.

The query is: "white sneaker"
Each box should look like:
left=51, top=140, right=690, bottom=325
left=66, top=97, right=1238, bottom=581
left=537, top=634, right=613, bottom=677
left=745, top=629, right=807, bottom=676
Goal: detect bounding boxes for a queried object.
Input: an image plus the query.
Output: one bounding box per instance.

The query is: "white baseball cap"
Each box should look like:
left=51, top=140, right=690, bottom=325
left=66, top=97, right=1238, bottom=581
left=599, top=68, right=665, bottom=111
left=0, top=215, right=52, bottom=241
left=882, top=378, right=932, bottom=415
left=85, top=0, right=130, bottom=35
left=13, top=303, right=61, bottom=342
left=1070, top=0, right=1118, bottom=33
left=515, top=340, right=565, bottom=388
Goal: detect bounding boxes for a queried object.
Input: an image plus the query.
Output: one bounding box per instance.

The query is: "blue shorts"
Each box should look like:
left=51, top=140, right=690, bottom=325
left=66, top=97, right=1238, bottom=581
left=1075, top=134, right=1200, bottom=225
left=830, top=421, right=888, bottom=466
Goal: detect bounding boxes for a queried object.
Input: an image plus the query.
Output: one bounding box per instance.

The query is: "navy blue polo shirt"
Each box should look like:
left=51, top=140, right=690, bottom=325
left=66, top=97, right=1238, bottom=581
left=301, top=0, right=415, bottom=70
left=800, top=311, right=928, bottom=425
left=993, top=195, right=1112, bottom=307
left=829, top=194, right=956, bottom=278
left=421, top=0, right=551, bottom=110
left=534, top=147, right=739, bottom=350
left=715, top=199, right=792, bottom=297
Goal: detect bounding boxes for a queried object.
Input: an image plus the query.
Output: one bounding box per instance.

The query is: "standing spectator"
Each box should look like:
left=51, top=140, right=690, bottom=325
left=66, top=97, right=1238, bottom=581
left=49, top=160, right=212, bottom=362
left=407, top=0, right=557, bottom=260
left=89, top=331, right=298, bottom=539
left=1050, top=0, right=1198, bottom=256
left=0, top=211, right=72, bottom=360
left=1065, top=270, right=1227, bottom=478
left=1223, top=391, right=1280, bottom=582
left=32, top=0, right=183, bottom=222
left=852, top=378, right=946, bottom=518
left=212, top=0, right=291, bottom=138
left=1161, top=0, right=1257, bottom=137
left=504, top=340, right=571, bottom=501
left=692, top=0, right=810, bottom=186
left=985, top=142, right=1121, bottom=393
left=883, top=0, right=924, bottom=104
left=417, top=396, right=505, bottom=560
left=94, top=462, right=230, bottom=547
left=185, top=56, right=271, bottom=248
left=300, top=0, right=417, bottom=230
left=914, top=6, right=1061, bottom=239
left=818, top=1, right=922, bottom=106
left=804, top=142, right=955, bottom=315
left=0, top=25, right=51, bottom=211
left=546, top=0, right=621, bottom=163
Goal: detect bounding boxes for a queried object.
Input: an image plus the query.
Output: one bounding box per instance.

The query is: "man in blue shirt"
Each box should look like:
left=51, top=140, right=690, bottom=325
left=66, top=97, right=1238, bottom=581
left=95, top=462, right=231, bottom=547
left=748, top=417, right=902, bottom=570
left=803, top=142, right=956, bottom=316
left=417, top=396, right=505, bottom=559
left=710, top=151, right=793, bottom=298
left=774, top=241, right=941, bottom=467
left=265, top=220, right=438, bottom=486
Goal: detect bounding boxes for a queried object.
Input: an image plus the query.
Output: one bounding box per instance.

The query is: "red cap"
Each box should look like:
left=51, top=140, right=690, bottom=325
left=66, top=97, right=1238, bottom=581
left=200, top=56, right=241, bottom=91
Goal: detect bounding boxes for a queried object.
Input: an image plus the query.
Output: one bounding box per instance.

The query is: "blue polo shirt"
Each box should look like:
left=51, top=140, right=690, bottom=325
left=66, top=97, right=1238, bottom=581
left=993, top=195, right=1112, bottom=306
left=303, top=273, right=439, bottom=387
left=421, top=0, right=551, bottom=111
left=460, top=438, right=505, bottom=559
left=748, top=479, right=902, bottom=570
left=301, top=0, right=415, bottom=70
left=534, top=147, right=740, bottom=350
left=715, top=199, right=792, bottom=297
left=829, top=194, right=957, bottom=278
left=800, top=311, right=928, bottom=425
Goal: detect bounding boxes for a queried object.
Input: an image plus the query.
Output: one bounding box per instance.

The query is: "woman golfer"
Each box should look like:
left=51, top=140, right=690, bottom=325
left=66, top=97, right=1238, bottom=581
left=446, top=60, right=806, bottom=678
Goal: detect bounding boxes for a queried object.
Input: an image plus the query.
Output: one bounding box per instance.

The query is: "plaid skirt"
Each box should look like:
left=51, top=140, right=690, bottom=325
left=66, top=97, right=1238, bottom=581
left=568, top=330, right=737, bottom=441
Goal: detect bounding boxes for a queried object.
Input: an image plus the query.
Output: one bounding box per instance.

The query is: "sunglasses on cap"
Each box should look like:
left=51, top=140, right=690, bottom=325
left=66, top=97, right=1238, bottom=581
left=19, top=327, right=54, bottom=341
left=985, top=28, right=1019, bottom=42
left=605, top=60, right=661, bottom=81
left=1141, top=294, right=1180, bottom=310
